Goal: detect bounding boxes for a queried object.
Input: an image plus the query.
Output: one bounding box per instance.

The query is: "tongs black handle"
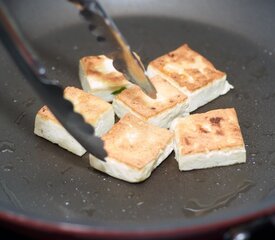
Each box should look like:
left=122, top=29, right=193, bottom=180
left=0, top=1, right=107, bottom=160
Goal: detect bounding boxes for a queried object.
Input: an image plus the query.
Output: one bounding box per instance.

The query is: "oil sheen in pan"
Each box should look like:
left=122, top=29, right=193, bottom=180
left=0, top=11, right=275, bottom=224
left=183, top=180, right=255, bottom=217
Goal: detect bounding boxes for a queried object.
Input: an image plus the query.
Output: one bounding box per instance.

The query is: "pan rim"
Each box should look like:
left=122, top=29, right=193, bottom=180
left=1, top=0, right=275, bottom=238
left=0, top=197, right=274, bottom=238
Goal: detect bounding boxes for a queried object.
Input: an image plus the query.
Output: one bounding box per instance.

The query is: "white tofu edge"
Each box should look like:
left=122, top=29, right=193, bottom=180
left=170, top=118, right=246, bottom=171
left=89, top=139, right=174, bottom=183
left=147, top=66, right=233, bottom=113
left=86, top=89, right=116, bottom=102
left=34, top=108, right=114, bottom=156
left=95, top=108, right=115, bottom=136
left=112, top=98, right=189, bottom=128
left=175, top=148, right=246, bottom=171
left=186, top=76, right=233, bottom=112
left=34, top=114, right=86, bottom=156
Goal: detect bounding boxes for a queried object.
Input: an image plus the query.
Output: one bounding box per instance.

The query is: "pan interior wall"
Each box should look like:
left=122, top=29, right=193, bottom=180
left=0, top=0, right=274, bottom=227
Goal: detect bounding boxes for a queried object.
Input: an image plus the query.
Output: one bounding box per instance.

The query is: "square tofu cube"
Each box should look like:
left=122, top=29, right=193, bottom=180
left=79, top=55, right=131, bottom=102
left=34, top=86, right=114, bottom=156
left=171, top=108, right=246, bottom=171
left=89, top=114, right=174, bottom=183
left=112, top=75, right=188, bottom=128
left=147, top=44, right=233, bottom=112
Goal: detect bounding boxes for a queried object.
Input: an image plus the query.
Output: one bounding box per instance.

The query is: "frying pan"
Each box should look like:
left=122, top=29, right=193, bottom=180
left=0, top=0, right=275, bottom=239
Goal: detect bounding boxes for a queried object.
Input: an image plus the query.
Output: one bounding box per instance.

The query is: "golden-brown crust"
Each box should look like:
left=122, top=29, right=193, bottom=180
left=174, top=108, right=245, bottom=155
left=149, top=44, right=226, bottom=92
left=80, top=55, right=128, bottom=88
left=115, top=76, right=187, bottom=119
left=37, top=86, right=112, bottom=125
left=37, top=105, right=58, bottom=123
left=102, top=114, right=173, bottom=169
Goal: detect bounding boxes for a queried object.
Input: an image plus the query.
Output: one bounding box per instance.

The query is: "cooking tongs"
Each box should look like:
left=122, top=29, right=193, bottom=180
left=0, top=0, right=156, bottom=160
left=68, top=0, right=157, bottom=98
left=0, top=1, right=107, bottom=160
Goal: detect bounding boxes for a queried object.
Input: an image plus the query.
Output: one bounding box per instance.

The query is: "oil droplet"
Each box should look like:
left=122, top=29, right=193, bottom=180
left=65, top=201, right=70, bottom=206
left=0, top=141, right=15, bottom=153
left=37, top=67, right=45, bottom=75
left=127, top=192, right=135, bottom=199
left=17, top=157, right=24, bottom=162
left=182, top=180, right=255, bottom=217
left=3, top=165, right=13, bottom=171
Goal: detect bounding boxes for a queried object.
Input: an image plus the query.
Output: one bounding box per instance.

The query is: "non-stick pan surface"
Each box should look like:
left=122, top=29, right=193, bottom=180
left=0, top=0, right=275, bottom=238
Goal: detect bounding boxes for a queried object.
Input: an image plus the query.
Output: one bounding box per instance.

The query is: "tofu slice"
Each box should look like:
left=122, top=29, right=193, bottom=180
left=170, top=108, right=246, bottom=171
left=147, top=44, right=233, bottom=112
left=112, top=75, right=188, bottom=128
left=89, top=114, right=174, bottom=183
left=79, top=55, right=131, bottom=102
left=34, top=86, right=114, bottom=156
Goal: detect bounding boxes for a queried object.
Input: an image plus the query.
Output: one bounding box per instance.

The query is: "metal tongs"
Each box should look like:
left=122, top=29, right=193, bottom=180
left=0, top=0, right=157, bottom=160
left=68, top=0, right=157, bottom=98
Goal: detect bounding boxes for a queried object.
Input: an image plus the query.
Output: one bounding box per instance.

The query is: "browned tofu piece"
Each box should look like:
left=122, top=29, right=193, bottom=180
left=148, top=44, right=233, bottom=112
left=171, top=108, right=246, bottom=171
left=89, top=114, right=174, bottom=182
left=113, top=75, right=188, bottom=128
left=34, top=86, right=114, bottom=156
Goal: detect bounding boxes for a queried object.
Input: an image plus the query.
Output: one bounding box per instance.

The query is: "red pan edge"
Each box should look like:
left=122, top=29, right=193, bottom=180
left=0, top=205, right=274, bottom=239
